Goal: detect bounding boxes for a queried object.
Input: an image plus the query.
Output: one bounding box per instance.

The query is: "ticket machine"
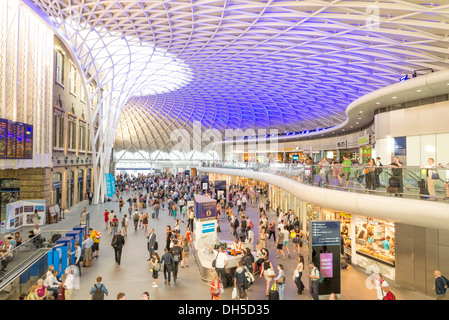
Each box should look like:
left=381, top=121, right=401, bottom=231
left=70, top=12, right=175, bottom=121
left=47, top=243, right=68, bottom=277
left=56, top=235, right=75, bottom=267
left=73, top=225, right=86, bottom=239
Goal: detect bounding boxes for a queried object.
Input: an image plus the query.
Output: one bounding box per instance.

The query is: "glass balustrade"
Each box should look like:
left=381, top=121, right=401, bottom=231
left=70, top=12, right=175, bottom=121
left=200, top=161, right=449, bottom=202
left=0, top=231, right=61, bottom=287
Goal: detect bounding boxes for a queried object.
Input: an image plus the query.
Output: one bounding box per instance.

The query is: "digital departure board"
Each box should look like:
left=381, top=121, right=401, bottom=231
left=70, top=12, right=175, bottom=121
left=0, top=118, right=33, bottom=159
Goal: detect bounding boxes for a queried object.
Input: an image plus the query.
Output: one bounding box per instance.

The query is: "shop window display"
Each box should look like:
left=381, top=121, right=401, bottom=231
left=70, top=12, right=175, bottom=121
left=355, top=217, right=395, bottom=266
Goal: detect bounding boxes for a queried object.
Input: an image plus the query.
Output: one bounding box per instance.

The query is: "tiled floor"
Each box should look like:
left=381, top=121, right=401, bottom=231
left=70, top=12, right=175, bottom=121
left=30, top=192, right=432, bottom=300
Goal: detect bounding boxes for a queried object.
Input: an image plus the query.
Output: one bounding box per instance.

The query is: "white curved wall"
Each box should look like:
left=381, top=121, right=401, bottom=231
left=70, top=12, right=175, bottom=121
left=198, top=167, right=449, bottom=231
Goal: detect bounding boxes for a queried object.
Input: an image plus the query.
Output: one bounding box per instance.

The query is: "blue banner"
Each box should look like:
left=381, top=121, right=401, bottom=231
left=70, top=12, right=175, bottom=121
left=105, top=173, right=116, bottom=198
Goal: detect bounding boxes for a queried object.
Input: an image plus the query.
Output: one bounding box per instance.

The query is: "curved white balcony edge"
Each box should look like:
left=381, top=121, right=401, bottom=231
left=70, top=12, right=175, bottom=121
left=198, top=167, right=449, bottom=232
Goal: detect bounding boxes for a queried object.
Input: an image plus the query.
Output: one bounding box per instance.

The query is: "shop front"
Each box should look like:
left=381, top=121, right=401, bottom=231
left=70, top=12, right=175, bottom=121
left=305, top=205, right=351, bottom=260
left=52, top=173, right=62, bottom=206
left=77, top=169, right=84, bottom=203
left=305, top=204, right=396, bottom=280
left=355, top=216, right=395, bottom=280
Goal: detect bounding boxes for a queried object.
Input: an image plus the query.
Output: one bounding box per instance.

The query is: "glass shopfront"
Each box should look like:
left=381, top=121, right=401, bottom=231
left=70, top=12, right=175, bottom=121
left=305, top=205, right=396, bottom=279
left=355, top=216, right=395, bottom=267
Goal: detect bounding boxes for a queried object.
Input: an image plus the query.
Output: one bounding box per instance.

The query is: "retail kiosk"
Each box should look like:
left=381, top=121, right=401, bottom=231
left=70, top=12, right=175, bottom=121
left=193, top=194, right=253, bottom=281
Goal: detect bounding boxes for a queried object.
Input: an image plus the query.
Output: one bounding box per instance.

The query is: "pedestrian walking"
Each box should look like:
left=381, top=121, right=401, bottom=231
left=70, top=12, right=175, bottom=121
left=89, top=276, right=109, bottom=300
left=434, top=270, right=449, bottom=300
left=293, top=255, right=305, bottom=295
left=308, top=262, right=320, bottom=300
left=111, top=230, right=125, bottom=265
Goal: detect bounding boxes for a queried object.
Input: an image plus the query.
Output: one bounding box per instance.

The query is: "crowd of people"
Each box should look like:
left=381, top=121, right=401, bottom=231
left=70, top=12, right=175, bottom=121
left=206, top=157, right=449, bottom=200
left=16, top=171, right=449, bottom=301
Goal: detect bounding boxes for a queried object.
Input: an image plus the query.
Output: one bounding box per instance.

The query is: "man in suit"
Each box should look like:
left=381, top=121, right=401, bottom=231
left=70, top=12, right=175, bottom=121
left=112, top=230, right=125, bottom=265
left=146, top=228, right=157, bottom=260
left=87, top=191, right=93, bottom=205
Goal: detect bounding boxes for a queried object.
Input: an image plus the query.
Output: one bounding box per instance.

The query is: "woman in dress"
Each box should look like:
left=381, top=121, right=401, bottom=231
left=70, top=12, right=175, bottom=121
left=104, top=211, right=109, bottom=230
left=165, top=225, right=173, bottom=250
left=149, top=252, right=160, bottom=288
left=142, top=212, right=149, bottom=233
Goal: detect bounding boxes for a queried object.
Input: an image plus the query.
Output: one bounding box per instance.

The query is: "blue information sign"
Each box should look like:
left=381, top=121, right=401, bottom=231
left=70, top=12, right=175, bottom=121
left=310, top=221, right=341, bottom=246
left=105, top=173, right=116, bottom=198
left=202, top=222, right=215, bottom=234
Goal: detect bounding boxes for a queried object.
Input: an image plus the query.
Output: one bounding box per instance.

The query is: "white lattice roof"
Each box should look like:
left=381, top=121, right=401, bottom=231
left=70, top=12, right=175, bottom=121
left=25, top=0, right=449, bottom=157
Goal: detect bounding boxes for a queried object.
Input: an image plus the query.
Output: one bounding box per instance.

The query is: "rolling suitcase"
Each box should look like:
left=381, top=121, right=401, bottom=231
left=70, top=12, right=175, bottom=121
left=268, top=283, right=279, bottom=300
left=152, top=212, right=155, bottom=219
left=418, top=179, right=429, bottom=198
left=387, top=176, right=400, bottom=194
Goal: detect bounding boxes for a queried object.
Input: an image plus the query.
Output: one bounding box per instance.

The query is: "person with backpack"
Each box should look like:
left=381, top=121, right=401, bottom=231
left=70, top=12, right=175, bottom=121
left=111, top=230, right=125, bottom=265
left=149, top=252, right=161, bottom=288
left=308, top=262, right=321, bottom=300
left=89, top=276, right=109, bottom=300
left=170, top=240, right=183, bottom=283
left=121, top=214, right=129, bottom=237
left=111, top=214, right=119, bottom=236
left=133, top=211, right=139, bottom=231
left=434, top=270, right=449, bottom=300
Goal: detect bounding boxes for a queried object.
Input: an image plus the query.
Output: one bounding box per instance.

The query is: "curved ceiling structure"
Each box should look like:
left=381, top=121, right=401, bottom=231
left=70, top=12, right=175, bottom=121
left=25, top=0, right=449, bottom=160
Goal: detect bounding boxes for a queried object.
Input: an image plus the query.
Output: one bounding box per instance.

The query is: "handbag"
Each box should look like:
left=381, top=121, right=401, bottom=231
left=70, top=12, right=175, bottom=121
left=276, top=275, right=285, bottom=284
left=431, top=171, right=440, bottom=180
left=293, top=269, right=300, bottom=280
left=166, top=263, right=175, bottom=272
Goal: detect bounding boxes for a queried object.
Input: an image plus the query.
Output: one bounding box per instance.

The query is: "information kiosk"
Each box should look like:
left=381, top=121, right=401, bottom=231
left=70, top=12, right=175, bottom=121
left=309, top=220, right=341, bottom=299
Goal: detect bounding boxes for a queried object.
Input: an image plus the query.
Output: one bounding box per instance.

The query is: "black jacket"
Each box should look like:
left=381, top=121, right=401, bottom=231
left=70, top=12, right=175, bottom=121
left=112, top=234, right=125, bottom=249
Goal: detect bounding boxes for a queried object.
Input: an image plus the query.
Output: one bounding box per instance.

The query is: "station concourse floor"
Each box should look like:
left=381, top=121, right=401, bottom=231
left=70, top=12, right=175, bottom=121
left=36, top=193, right=431, bottom=301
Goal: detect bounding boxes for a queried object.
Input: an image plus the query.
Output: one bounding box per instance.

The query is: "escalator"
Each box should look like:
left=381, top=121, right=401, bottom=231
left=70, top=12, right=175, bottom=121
left=0, top=234, right=56, bottom=299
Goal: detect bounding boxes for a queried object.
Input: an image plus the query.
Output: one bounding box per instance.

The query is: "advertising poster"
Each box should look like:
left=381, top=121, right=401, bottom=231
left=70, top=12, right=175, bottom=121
left=105, top=173, right=116, bottom=198
left=320, top=253, right=333, bottom=278
left=5, top=199, right=46, bottom=232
